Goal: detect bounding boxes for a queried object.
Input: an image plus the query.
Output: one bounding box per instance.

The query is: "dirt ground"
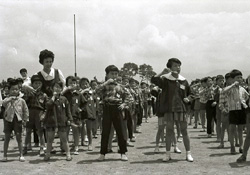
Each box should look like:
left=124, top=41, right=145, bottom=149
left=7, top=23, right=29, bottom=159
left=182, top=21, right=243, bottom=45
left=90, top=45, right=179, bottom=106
left=0, top=117, right=250, bottom=175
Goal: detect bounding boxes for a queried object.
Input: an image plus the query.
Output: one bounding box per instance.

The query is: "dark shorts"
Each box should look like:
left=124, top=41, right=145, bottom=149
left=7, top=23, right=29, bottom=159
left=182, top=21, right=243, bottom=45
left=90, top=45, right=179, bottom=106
left=26, top=109, right=43, bottom=131
left=200, top=102, right=206, bottom=110
left=229, top=110, right=246, bottom=125
left=4, top=116, right=22, bottom=134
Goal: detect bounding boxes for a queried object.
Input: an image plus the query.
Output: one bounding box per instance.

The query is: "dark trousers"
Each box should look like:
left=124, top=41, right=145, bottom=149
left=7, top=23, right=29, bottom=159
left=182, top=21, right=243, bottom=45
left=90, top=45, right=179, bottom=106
left=206, top=100, right=217, bottom=134
left=125, top=109, right=133, bottom=139
left=136, top=104, right=143, bottom=126
left=100, top=104, right=127, bottom=155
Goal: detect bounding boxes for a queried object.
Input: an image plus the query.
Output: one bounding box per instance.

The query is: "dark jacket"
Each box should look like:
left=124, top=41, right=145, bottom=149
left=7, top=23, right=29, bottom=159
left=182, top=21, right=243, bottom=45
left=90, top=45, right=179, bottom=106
left=151, top=73, right=192, bottom=114
left=44, top=95, right=73, bottom=128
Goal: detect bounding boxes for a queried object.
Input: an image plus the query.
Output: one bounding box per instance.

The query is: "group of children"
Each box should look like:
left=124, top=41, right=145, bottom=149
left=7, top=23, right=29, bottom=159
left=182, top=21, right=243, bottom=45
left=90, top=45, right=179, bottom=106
left=1, top=55, right=250, bottom=164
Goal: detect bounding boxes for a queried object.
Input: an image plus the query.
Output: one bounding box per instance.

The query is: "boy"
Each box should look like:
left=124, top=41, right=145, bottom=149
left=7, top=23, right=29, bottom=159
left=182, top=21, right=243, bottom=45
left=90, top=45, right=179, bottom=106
left=141, top=81, right=151, bottom=123
left=151, top=58, right=193, bottom=162
left=43, top=82, right=73, bottom=161
left=62, top=76, right=86, bottom=154
left=96, top=65, right=130, bottom=161
left=199, top=78, right=207, bottom=132
left=2, top=79, right=29, bottom=162
left=224, top=70, right=249, bottom=154
left=23, top=75, right=47, bottom=156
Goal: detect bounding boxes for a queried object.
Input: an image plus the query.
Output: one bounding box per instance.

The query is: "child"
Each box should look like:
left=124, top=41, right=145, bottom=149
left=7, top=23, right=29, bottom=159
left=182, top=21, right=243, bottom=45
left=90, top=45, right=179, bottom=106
left=43, top=82, right=73, bottom=161
left=218, top=73, right=231, bottom=148
left=79, top=77, right=97, bottom=151
left=199, top=78, right=207, bottom=132
left=151, top=58, right=193, bottom=162
left=141, top=82, right=151, bottom=123
left=2, top=79, right=29, bottom=162
left=224, top=69, right=249, bottom=154
left=23, top=75, right=47, bottom=156
left=214, top=75, right=225, bottom=142
left=62, top=76, right=86, bottom=155
left=237, top=75, right=250, bottom=162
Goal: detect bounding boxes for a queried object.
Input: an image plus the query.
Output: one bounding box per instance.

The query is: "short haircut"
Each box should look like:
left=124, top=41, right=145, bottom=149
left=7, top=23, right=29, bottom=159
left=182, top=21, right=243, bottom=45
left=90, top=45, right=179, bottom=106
left=90, top=80, right=97, bottom=85
left=225, top=73, right=231, bottom=80
left=53, top=81, right=63, bottom=89
left=31, top=75, right=42, bottom=84
left=105, top=65, right=119, bottom=74
left=129, top=78, right=136, bottom=84
left=16, top=77, right=23, bottom=84
left=79, top=77, right=89, bottom=85
left=230, top=69, right=242, bottom=79
left=216, top=75, right=224, bottom=81
left=203, top=76, right=212, bottom=83
left=166, top=58, right=181, bottom=68
left=122, top=76, right=129, bottom=81
left=20, top=68, right=27, bottom=74
left=8, top=79, right=19, bottom=90
left=39, top=49, right=54, bottom=65
left=7, top=78, right=14, bottom=83
left=200, top=78, right=206, bottom=83
left=66, top=76, right=77, bottom=86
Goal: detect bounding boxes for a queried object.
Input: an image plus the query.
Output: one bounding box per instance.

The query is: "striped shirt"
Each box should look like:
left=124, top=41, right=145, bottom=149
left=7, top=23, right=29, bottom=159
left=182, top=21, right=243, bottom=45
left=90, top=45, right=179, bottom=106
left=226, top=86, right=249, bottom=111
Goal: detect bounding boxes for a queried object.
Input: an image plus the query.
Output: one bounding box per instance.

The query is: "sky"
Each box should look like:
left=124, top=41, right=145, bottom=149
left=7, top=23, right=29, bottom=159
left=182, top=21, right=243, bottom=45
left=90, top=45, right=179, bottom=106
left=1, top=0, right=250, bottom=82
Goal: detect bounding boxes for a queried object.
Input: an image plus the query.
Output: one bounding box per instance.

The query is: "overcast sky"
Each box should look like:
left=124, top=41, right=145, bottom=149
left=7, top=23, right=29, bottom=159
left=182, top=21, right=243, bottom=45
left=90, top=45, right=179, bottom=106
left=1, top=0, right=250, bottom=82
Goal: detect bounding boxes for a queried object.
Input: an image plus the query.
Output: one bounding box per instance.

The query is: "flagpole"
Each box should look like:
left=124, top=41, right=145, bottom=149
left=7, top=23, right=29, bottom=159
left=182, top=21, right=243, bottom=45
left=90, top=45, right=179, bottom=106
left=74, top=14, right=77, bottom=77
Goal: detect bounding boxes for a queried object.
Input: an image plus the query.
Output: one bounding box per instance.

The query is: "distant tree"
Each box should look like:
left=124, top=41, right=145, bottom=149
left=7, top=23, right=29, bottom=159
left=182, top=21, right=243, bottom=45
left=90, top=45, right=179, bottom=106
left=119, top=62, right=138, bottom=78
left=138, top=64, right=156, bottom=82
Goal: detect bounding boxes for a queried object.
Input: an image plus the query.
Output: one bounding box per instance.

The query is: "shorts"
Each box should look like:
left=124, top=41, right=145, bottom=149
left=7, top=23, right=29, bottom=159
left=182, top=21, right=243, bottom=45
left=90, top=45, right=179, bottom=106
left=158, top=116, right=167, bottom=126
left=229, top=110, right=246, bottom=125
left=4, top=115, right=22, bottom=134
left=200, top=102, right=206, bottom=110
left=194, top=99, right=200, bottom=110
left=72, top=117, right=81, bottom=126
left=221, top=112, right=229, bottom=124
left=45, top=126, right=68, bottom=132
left=26, top=109, right=43, bottom=131
left=164, top=112, right=187, bottom=122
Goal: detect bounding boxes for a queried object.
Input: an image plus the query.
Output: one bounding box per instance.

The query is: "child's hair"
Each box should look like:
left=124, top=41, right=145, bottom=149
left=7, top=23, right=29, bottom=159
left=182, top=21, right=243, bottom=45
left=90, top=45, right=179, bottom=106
left=39, top=49, right=54, bottom=65
left=20, top=68, right=27, bottom=74
left=8, top=79, right=19, bottom=90
left=66, top=76, right=77, bottom=86
left=200, top=78, right=206, bottom=83
left=16, top=77, right=23, bottom=84
left=53, top=81, right=63, bottom=89
left=203, top=76, right=212, bottom=83
left=225, top=73, right=231, bottom=80
left=216, top=75, right=224, bottom=81
left=90, top=80, right=97, bottom=85
left=105, top=65, right=119, bottom=74
left=230, top=69, right=242, bottom=79
left=129, top=78, right=135, bottom=84
left=79, top=77, right=89, bottom=85
left=166, top=58, right=181, bottom=68
left=31, top=75, right=42, bottom=84
left=140, top=81, right=148, bottom=86
left=7, top=78, right=14, bottom=83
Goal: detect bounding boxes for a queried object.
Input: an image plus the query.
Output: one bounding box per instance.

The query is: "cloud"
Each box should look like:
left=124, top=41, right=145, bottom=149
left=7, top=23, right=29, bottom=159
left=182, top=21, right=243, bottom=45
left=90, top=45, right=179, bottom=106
left=1, top=0, right=250, bottom=82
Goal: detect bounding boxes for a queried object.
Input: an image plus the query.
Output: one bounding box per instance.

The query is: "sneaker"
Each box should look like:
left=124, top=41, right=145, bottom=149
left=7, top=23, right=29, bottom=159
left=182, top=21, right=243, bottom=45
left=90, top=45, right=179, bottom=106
left=97, top=154, right=105, bottom=161
left=112, top=138, right=117, bottom=142
left=130, top=138, right=136, bottom=142
left=84, top=137, right=89, bottom=142
left=19, top=156, right=25, bottom=162
left=163, top=152, right=171, bottom=162
left=145, top=119, right=149, bottom=123
left=231, top=147, right=237, bottom=155
left=193, top=126, right=197, bottom=129
left=217, top=144, right=224, bottom=149
left=207, top=134, right=212, bottom=138
left=39, top=149, right=45, bottom=156
left=174, top=147, right=182, bottom=154
left=160, top=142, right=166, bottom=148
left=66, top=155, right=72, bottom=161
left=127, top=141, right=134, bottom=147
left=239, top=148, right=243, bottom=153
left=74, top=151, right=79, bottom=155
left=121, top=154, right=128, bottom=161
left=237, top=155, right=246, bottom=163
left=88, top=145, right=93, bottom=151
left=1, top=157, right=7, bottom=162
left=23, top=147, right=28, bottom=155
left=186, top=151, right=193, bottom=162
left=93, top=135, right=98, bottom=139
left=154, top=146, right=160, bottom=153
left=177, top=138, right=183, bottom=143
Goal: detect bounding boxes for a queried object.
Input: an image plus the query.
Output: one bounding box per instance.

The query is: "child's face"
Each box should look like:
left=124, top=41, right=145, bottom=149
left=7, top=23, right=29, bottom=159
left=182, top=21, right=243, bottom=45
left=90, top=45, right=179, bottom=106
left=141, top=84, right=147, bottom=89
left=122, top=79, right=129, bottom=86
left=106, top=71, right=118, bottom=80
left=233, top=75, right=243, bottom=84
left=90, top=82, right=97, bottom=90
left=80, top=80, right=89, bottom=90
left=9, top=85, right=19, bottom=97
left=206, top=78, right=213, bottom=87
left=32, top=81, right=42, bottom=90
left=170, top=62, right=181, bottom=74
left=216, top=79, right=224, bottom=88
left=20, top=72, right=27, bottom=78
left=67, top=79, right=77, bottom=88
left=53, top=83, right=62, bottom=94
left=43, top=57, right=53, bottom=69
left=130, top=81, right=136, bottom=88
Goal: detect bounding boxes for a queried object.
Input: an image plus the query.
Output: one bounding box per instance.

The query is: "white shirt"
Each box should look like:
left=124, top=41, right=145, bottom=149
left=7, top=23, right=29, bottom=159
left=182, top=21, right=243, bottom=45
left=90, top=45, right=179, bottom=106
left=40, top=68, right=66, bottom=86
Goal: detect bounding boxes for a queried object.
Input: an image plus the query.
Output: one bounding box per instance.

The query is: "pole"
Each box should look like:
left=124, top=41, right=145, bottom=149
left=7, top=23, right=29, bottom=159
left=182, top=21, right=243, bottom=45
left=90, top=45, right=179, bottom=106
left=74, top=14, right=77, bottom=77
